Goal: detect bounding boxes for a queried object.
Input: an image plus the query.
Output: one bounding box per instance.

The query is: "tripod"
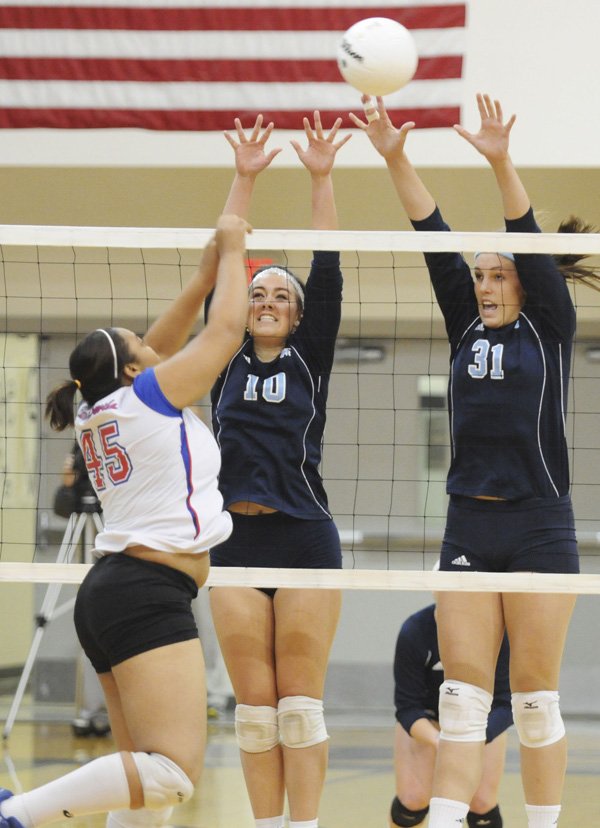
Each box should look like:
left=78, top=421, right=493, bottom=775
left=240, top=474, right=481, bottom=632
left=2, top=499, right=103, bottom=741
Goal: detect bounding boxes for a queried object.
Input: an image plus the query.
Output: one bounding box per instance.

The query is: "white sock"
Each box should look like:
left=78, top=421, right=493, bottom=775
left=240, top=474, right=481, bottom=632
left=1, top=753, right=130, bottom=827
left=289, top=821, right=318, bottom=828
left=428, top=797, right=469, bottom=827
left=255, top=818, right=285, bottom=828
left=525, top=804, right=561, bottom=827
left=107, top=806, right=173, bottom=828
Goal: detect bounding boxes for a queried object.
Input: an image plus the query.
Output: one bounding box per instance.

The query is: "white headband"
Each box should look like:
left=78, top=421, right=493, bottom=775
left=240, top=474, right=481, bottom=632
left=250, top=267, right=305, bottom=305
left=95, top=328, right=118, bottom=379
left=474, top=251, right=515, bottom=263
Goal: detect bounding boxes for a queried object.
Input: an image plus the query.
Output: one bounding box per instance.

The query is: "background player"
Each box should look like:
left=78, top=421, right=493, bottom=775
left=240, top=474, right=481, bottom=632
left=350, top=92, right=600, bottom=828
left=208, top=112, right=350, bottom=828
left=0, top=214, right=249, bottom=828
left=390, top=602, right=511, bottom=828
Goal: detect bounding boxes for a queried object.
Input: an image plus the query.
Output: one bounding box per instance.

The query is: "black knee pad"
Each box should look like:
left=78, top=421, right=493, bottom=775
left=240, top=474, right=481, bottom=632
left=467, top=804, right=502, bottom=828
left=390, top=796, right=429, bottom=827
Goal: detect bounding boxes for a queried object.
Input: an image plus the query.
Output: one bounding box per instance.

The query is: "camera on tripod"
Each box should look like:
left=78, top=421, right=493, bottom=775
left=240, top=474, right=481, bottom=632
left=77, top=492, right=102, bottom=514
left=53, top=443, right=101, bottom=519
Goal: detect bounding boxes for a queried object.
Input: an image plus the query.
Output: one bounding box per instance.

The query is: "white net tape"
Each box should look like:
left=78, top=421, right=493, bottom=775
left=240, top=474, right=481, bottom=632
left=1, top=224, right=600, bottom=254
left=0, top=562, right=599, bottom=593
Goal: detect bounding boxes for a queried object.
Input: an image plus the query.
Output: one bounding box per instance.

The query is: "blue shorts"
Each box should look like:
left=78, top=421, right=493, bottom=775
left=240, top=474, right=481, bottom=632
left=74, top=554, right=199, bottom=673
left=210, top=511, right=342, bottom=596
left=439, top=494, right=579, bottom=573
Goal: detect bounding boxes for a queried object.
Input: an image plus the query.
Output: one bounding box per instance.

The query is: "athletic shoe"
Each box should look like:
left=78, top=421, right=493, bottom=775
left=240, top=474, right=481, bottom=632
left=0, top=789, right=25, bottom=828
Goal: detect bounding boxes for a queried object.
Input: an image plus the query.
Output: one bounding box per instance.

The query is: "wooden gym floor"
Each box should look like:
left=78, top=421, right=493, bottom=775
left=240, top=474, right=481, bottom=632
left=0, top=706, right=598, bottom=827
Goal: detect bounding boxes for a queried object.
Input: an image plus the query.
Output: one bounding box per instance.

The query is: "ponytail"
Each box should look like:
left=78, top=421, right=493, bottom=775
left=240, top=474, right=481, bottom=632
left=554, top=216, right=600, bottom=291
left=45, top=380, right=80, bottom=431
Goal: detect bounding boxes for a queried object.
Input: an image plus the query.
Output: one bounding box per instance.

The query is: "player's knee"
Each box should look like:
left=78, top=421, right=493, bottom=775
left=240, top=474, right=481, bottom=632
left=467, top=804, right=502, bottom=828
left=277, top=696, right=328, bottom=748
left=511, top=690, right=565, bottom=748
left=390, top=796, right=429, bottom=827
left=234, top=704, right=279, bottom=753
left=131, top=752, right=194, bottom=809
left=438, top=680, right=492, bottom=742
left=106, top=806, right=173, bottom=828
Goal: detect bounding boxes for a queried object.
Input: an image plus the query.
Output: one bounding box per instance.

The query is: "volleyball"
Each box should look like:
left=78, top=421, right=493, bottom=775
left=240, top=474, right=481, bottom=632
left=336, top=17, right=418, bottom=97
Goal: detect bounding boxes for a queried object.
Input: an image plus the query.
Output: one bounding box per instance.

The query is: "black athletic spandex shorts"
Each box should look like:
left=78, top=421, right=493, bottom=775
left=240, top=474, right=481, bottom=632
left=74, top=553, right=199, bottom=673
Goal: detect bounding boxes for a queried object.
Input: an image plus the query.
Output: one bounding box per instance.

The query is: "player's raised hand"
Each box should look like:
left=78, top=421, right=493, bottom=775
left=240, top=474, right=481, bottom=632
left=453, top=93, right=515, bottom=163
left=224, top=114, right=282, bottom=178
left=215, top=213, right=252, bottom=254
left=349, top=95, right=416, bottom=162
left=290, top=110, right=351, bottom=177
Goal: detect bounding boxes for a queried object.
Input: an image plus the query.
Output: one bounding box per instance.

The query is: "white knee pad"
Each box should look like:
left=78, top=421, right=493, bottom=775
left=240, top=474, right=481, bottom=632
left=131, top=752, right=194, bottom=809
left=235, top=704, right=279, bottom=753
left=512, top=690, right=565, bottom=748
left=106, top=806, right=173, bottom=828
left=277, top=696, right=328, bottom=749
left=438, top=680, right=492, bottom=743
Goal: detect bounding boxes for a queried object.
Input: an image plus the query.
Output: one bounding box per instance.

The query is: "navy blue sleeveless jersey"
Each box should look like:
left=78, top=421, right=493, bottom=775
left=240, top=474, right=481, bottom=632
left=394, top=604, right=512, bottom=742
left=411, top=207, right=576, bottom=500
left=211, top=250, right=342, bottom=519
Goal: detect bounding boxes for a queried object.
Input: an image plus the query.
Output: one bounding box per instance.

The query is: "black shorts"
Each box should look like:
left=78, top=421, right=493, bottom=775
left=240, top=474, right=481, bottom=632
left=440, top=494, right=579, bottom=573
left=210, top=511, right=342, bottom=597
left=74, top=553, right=199, bottom=674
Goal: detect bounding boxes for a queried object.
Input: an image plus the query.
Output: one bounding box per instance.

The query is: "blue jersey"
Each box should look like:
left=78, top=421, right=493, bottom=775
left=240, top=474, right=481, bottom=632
left=393, top=604, right=512, bottom=742
left=211, top=251, right=342, bottom=519
left=412, top=207, right=575, bottom=500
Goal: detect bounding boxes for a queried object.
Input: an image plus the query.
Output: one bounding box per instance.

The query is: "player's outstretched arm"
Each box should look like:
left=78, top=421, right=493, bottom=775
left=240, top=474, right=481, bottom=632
left=154, top=214, right=251, bottom=408
left=349, top=95, right=435, bottom=222
left=454, top=93, right=530, bottom=220
left=143, top=235, right=220, bottom=359
left=222, top=114, right=282, bottom=218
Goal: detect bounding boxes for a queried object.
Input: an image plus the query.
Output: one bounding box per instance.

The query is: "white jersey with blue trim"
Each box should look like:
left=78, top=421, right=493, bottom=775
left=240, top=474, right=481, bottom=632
left=74, top=367, right=232, bottom=554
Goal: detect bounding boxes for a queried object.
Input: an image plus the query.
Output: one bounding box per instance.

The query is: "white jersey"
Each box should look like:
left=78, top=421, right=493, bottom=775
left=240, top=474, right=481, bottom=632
left=74, top=367, right=232, bottom=555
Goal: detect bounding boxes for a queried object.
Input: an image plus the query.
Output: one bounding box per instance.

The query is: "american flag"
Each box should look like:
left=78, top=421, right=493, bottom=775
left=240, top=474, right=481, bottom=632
left=0, top=1, right=467, bottom=131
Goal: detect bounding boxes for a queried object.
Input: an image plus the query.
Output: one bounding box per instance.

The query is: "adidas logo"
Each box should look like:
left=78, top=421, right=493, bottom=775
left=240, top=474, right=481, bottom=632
left=451, top=555, right=471, bottom=566
left=475, top=820, right=492, bottom=826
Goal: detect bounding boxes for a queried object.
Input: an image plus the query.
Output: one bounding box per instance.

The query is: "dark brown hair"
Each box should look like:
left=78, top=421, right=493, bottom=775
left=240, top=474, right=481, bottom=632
left=45, top=328, right=134, bottom=431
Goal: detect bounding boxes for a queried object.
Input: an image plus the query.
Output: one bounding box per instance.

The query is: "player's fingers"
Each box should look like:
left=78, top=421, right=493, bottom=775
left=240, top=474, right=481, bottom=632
left=303, top=116, right=316, bottom=142
left=334, top=132, right=353, bottom=150
left=399, top=121, right=416, bottom=136
left=265, top=148, right=282, bottom=163
left=475, top=92, right=487, bottom=119
left=482, top=93, right=494, bottom=119
left=327, top=116, right=343, bottom=139
left=362, top=96, right=380, bottom=123
left=258, top=121, right=275, bottom=145
left=348, top=111, right=367, bottom=130
left=223, top=131, right=239, bottom=149
left=313, top=110, right=324, bottom=137
left=249, top=113, right=264, bottom=141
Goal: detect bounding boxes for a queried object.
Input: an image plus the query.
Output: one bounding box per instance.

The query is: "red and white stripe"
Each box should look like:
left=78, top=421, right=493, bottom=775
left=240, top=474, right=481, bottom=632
left=0, top=1, right=467, bottom=131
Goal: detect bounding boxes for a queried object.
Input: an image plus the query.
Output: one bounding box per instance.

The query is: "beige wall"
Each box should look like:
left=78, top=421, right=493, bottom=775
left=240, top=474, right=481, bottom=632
left=1, top=166, right=599, bottom=233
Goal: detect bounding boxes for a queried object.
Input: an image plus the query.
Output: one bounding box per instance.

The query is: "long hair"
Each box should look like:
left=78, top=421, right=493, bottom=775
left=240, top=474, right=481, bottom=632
left=45, top=328, right=134, bottom=431
left=554, top=215, right=600, bottom=292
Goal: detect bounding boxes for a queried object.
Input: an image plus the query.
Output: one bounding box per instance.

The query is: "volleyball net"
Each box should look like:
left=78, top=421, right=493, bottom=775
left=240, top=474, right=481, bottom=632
left=1, top=223, right=600, bottom=594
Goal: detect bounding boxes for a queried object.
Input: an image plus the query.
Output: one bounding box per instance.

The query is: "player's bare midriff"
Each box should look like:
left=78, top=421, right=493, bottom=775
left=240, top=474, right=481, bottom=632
left=228, top=500, right=278, bottom=515
left=124, top=545, right=210, bottom=587
left=472, top=495, right=507, bottom=501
